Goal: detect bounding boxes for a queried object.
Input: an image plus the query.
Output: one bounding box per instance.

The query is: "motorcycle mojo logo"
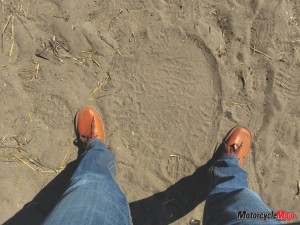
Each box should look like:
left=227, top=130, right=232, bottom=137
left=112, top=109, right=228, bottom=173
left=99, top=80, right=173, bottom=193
left=237, top=210, right=295, bottom=221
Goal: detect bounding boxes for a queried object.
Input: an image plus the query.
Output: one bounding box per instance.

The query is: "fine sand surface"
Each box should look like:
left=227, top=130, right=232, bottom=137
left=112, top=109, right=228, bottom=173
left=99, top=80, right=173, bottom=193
left=1, top=0, right=300, bottom=224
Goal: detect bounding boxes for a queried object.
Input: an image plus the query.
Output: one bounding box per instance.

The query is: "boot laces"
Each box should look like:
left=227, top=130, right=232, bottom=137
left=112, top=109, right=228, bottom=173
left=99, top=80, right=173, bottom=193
left=79, top=116, right=99, bottom=142
left=225, top=141, right=243, bottom=157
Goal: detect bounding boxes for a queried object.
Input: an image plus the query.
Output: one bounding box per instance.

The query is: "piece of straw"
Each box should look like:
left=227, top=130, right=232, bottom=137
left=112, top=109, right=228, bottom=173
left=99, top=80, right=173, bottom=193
left=2, top=14, right=12, bottom=53
left=9, top=16, right=15, bottom=62
left=249, top=46, right=273, bottom=60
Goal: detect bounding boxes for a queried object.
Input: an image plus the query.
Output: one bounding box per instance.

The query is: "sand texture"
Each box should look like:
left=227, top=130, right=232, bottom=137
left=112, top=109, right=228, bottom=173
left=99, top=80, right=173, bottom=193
left=1, top=0, right=300, bottom=224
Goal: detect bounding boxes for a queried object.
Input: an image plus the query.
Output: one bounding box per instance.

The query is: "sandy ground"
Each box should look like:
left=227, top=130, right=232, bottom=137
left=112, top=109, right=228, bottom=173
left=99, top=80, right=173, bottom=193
left=0, top=0, right=300, bottom=224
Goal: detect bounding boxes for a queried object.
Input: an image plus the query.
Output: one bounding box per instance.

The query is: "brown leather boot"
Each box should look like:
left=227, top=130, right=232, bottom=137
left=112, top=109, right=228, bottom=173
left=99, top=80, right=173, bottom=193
left=216, top=126, right=252, bottom=166
left=75, top=107, right=105, bottom=144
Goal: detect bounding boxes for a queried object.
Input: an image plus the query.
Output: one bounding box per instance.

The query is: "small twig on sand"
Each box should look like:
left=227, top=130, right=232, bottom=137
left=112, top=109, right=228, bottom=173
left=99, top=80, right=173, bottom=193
left=22, top=59, right=40, bottom=80
left=28, top=112, right=33, bottom=122
left=3, top=14, right=12, bottom=33
left=36, top=36, right=71, bottom=62
left=92, top=74, right=111, bottom=96
left=275, top=80, right=286, bottom=89
left=91, top=56, right=100, bottom=67
left=116, top=49, right=122, bottom=56
left=13, top=154, right=36, bottom=171
left=35, top=43, right=50, bottom=60
left=12, top=153, right=62, bottom=173
left=59, top=148, right=70, bottom=169
left=9, top=16, right=15, bottom=62
left=92, top=81, right=101, bottom=95
left=296, top=180, right=300, bottom=195
left=249, top=46, right=273, bottom=60
left=81, top=50, right=101, bottom=67
left=32, top=59, right=40, bottom=80
left=221, top=98, right=251, bottom=118
left=2, top=14, right=12, bottom=53
left=1, top=8, right=3, bottom=53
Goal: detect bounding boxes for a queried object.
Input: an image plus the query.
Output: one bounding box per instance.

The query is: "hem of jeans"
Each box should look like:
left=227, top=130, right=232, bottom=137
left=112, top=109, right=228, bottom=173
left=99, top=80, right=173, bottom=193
left=219, top=154, right=238, bottom=161
left=86, top=138, right=105, bottom=148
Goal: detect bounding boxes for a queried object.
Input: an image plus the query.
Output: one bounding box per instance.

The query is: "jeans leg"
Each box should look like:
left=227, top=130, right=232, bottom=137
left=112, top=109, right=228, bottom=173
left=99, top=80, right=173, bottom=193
left=42, top=139, right=132, bottom=225
left=204, top=155, right=281, bottom=225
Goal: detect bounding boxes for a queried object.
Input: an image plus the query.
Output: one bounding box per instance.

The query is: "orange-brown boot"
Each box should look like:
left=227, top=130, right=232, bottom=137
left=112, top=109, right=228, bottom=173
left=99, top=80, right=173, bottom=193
left=75, top=107, right=105, bottom=145
left=215, top=126, right=252, bottom=166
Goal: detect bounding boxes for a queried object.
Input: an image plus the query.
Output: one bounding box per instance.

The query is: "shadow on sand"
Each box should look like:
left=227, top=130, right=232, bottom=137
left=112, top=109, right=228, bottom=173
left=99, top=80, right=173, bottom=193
left=4, top=152, right=213, bottom=225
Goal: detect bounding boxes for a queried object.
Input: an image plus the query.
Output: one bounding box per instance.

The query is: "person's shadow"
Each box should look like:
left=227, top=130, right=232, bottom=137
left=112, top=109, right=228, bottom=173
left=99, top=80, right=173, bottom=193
left=129, top=161, right=212, bottom=225
left=3, top=145, right=213, bottom=225
left=3, top=158, right=80, bottom=225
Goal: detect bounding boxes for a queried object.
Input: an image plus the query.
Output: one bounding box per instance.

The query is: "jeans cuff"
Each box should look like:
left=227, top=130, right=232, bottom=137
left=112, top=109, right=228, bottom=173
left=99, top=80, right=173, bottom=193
left=219, top=154, right=239, bottom=162
left=86, top=139, right=107, bottom=151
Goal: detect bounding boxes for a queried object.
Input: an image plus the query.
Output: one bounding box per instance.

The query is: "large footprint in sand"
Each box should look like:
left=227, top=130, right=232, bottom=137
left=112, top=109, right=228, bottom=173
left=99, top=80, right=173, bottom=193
left=110, top=27, right=222, bottom=182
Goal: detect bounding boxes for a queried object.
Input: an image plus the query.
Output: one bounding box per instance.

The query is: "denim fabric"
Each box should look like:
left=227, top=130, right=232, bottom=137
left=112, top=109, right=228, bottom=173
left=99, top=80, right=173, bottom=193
left=204, top=155, right=282, bottom=225
left=42, top=140, right=283, bottom=225
left=42, top=139, right=132, bottom=225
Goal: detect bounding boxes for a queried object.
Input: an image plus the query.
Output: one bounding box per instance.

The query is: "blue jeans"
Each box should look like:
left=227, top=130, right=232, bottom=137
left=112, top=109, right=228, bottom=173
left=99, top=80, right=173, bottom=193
left=204, top=155, right=282, bottom=225
left=42, top=139, right=132, bottom=225
left=42, top=141, right=281, bottom=225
